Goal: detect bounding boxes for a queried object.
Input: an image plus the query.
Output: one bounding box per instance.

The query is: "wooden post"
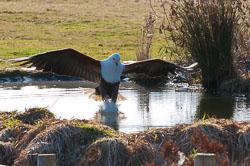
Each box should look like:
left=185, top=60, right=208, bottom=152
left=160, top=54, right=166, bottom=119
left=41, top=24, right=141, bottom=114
left=37, top=154, right=56, bottom=166
left=194, top=153, right=216, bottom=166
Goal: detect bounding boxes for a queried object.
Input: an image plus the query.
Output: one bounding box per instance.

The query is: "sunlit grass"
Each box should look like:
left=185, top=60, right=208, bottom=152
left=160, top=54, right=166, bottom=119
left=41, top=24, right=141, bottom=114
left=0, top=0, right=167, bottom=69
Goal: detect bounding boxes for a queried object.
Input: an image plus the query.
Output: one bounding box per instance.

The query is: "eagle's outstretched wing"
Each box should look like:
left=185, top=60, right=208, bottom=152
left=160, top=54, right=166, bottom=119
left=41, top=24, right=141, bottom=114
left=16, top=48, right=101, bottom=83
left=123, top=59, right=197, bottom=77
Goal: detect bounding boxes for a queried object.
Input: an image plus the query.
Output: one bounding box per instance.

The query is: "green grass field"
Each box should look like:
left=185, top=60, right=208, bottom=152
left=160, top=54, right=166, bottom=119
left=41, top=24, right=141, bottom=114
left=0, top=0, right=167, bottom=68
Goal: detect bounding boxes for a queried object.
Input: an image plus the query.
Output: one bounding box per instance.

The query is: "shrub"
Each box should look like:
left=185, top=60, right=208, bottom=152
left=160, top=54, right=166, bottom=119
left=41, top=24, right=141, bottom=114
left=158, top=0, right=249, bottom=90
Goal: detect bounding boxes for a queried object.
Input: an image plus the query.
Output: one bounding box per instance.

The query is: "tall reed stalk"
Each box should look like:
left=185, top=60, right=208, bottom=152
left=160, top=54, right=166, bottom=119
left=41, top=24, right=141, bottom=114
left=136, top=13, right=156, bottom=61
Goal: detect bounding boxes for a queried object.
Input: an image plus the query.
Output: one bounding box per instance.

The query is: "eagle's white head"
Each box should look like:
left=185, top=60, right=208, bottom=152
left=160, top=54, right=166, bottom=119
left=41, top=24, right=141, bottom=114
left=100, top=53, right=125, bottom=83
left=109, top=53, right=120, bottom=66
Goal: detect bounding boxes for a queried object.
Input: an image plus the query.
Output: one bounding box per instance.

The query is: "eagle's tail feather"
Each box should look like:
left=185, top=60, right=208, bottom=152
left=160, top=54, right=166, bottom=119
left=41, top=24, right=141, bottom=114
left=82, top=88, right=126, bottom=101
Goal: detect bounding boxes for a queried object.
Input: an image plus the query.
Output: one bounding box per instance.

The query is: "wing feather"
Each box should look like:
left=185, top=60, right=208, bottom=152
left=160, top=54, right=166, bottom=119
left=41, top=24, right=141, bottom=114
left=123, top=59, right=197, bottom=77
left=123, top=59, right=179, bottom=77
left=16, top=48, right=101, bottom=83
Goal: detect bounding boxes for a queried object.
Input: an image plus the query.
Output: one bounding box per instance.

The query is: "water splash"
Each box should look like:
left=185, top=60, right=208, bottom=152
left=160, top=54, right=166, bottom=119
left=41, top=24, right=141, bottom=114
left=95, top=101, right=126, bottom=129
left=98, top=100, right=119, bottom=113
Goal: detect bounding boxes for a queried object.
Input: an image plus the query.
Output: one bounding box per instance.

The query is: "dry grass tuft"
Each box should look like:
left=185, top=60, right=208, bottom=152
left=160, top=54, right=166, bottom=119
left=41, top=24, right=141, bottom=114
left=80, top=137, right=159, bottom=166
left=80, top=138, right=130, bottom=166
left=15, top=107, right=55, bottom=125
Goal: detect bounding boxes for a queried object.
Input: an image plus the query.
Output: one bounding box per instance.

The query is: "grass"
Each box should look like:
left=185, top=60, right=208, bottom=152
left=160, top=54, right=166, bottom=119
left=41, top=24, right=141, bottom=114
left=0, top=107, right=249, bottom=165
left=1, top=117, right=19, bottom=129
left=0, top=0, right=167, bottom=69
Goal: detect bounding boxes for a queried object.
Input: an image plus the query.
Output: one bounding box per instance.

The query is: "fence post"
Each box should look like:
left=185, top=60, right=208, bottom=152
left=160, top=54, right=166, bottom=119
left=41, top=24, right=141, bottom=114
left=194, top=153, right=216, bottom=166
left=37, top=154, right=56, bottom=166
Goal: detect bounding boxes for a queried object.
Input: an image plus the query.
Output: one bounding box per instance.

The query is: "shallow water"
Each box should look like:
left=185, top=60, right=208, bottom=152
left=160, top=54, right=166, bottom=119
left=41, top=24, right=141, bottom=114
left=0, top=81, right=249, bottom=133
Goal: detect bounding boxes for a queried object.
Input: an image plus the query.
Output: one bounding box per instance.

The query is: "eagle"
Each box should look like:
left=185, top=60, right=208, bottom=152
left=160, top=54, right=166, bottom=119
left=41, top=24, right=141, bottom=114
left=16, top=48, right=197, bottom=103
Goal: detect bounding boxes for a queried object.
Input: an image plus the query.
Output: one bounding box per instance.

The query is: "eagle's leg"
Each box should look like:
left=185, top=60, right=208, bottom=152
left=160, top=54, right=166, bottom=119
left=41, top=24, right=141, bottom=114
left=99, top=78, right=120, bottom=103
left=99, top=79, right=110, bottom=102
left=99, top=85, right=119, bottom=103
left=95, top=86, right=101, bottom=95
left=100, top=86, right=108, bottom=101
left=110, top=83, right=119, bottom=103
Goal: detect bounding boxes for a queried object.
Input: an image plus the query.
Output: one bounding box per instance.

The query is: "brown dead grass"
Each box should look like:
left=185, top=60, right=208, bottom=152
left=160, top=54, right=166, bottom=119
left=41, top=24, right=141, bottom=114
left=0, top=108, right=249, bottom=166
left=80, top=118, right=250, bottom=166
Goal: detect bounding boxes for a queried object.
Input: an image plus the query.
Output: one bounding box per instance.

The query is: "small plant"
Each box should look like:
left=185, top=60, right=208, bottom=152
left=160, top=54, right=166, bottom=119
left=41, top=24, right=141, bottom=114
left=14, top=140, right=19, bottom=149
left=202, top=113, right=207, bottom=124
left=153, top=134, right=157, bottom=144
left=2, top=117, right=19, bottom=129
left=202, top=113, right=214, bottom=124
left=190, top=148, right=198, bottom=158
left=34, top=120, right=47, bottom=128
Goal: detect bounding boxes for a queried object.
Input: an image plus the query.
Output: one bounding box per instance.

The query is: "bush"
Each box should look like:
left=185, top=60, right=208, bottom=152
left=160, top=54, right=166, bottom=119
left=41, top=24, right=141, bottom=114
left=158, top=0, right=249, bottom=90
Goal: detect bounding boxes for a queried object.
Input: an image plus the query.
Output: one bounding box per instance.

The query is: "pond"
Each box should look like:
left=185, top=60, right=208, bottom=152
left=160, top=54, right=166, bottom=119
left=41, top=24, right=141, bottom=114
left=0, top=81, right=249, bottom=133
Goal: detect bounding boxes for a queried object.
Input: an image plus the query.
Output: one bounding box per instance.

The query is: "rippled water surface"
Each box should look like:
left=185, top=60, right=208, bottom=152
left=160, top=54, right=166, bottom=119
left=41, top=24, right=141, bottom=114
left=0, top=81, right=249, bottom=133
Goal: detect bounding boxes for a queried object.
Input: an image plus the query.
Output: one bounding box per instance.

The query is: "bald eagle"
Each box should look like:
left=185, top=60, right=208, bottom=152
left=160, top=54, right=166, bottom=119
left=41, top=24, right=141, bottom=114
left=16, top=48, right=197, bottom=103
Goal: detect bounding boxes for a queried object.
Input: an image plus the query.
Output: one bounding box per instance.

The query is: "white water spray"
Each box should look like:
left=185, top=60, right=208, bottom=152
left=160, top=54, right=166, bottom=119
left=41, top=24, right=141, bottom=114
left=98, top=100, right=119, bottom=113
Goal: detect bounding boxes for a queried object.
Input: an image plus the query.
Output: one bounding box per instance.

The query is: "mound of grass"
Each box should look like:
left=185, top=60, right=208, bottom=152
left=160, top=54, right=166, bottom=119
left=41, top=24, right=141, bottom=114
left=15, top=108, right=55, bottom=125
left=0, top=108, right=118, bottom=165
left=80, top=137, right=157, bottom=166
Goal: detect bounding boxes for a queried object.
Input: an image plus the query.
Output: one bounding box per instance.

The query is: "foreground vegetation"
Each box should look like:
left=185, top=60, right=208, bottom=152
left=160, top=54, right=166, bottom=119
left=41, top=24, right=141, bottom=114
left=0, top=108, right=249, bottom=165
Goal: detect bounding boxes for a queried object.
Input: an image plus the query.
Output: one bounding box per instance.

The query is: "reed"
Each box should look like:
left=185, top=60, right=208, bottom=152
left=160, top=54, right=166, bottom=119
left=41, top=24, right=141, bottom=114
left=159, top=0, right=249, bottom=90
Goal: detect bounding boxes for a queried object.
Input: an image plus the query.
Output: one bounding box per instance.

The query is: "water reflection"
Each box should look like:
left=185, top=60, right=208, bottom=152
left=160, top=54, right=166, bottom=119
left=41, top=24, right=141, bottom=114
left=93, top=111, right=126, bottom=130
left=197, top=95, right=250, bottom=120
left=0, top=82, right=249, bottom=133
left=197, top=95, right=235, bottom=119
left=137, top=90, right=150, bottom=112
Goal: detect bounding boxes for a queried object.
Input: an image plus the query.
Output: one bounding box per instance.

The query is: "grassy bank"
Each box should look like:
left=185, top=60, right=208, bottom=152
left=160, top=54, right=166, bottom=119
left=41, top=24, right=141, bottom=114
left=0, top=108, right=249, bottom=165
left=0, top=108, right=119, bottom=165
left=0, top=0, right=167, bottom=69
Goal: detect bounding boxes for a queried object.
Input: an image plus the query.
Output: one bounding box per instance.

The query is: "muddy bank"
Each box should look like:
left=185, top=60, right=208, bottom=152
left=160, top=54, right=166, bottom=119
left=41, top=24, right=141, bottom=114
left=218, top=78, right=250, bottom=95
left=0, top=70, right=179, bottom=85
left=0, top=108, right=249, bottom=166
